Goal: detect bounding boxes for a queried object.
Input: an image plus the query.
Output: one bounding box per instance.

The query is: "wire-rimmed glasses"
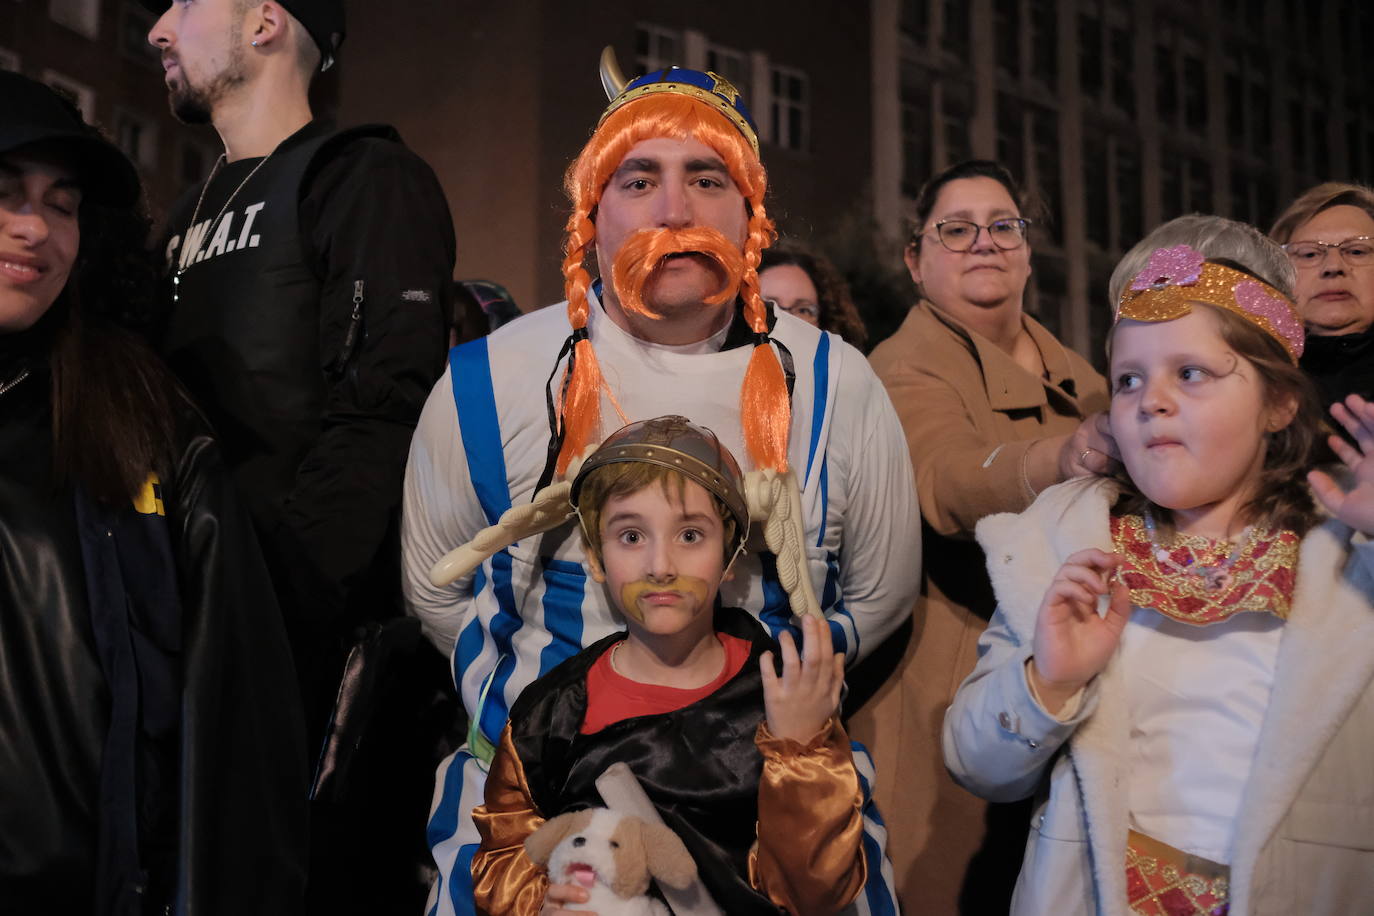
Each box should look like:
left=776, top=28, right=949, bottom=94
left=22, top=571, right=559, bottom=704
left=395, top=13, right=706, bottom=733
left=924, top=217, right=1032, bottom=252
left=1283, top=236, right=1374, bottom=270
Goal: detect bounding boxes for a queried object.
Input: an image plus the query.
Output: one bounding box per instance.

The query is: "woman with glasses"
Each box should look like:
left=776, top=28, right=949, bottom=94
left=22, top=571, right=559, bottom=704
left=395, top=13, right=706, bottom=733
left=759, top=238, right=868, bottom=349
left=1270, top=182, right=1374, bottom=428
left=847, top=159, right=1112, bottom=914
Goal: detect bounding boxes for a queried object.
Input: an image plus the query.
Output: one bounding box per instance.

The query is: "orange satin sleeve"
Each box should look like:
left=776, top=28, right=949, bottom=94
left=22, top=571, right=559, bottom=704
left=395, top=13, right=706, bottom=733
left=749, top=716, right=866, bottom=915
left=471, top=725, right=550, bottom=916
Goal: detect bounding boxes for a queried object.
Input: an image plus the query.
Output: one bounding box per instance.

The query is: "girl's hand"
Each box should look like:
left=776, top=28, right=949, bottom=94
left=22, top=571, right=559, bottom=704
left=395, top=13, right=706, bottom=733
left=761, top=613, right=845, bottom=743
left=1030, top=548, right=1131, bottom=714
left=542, top=882, right=594, bottom=915
left=1310, top=394, right=1374, bottom=536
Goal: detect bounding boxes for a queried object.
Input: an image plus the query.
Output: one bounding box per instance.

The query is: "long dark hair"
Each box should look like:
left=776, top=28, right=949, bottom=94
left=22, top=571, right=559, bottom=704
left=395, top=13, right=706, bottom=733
left=49, top=193, right=187, bottom=504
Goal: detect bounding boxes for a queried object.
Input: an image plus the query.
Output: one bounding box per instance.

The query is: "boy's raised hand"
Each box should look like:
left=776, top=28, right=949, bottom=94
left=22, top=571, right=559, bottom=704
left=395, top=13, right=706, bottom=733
left=1310, top=394, right=1374, bottom=536
left=761, top=613, right=845, bottom=743
left=1030, top=548, right=1131, bottom=716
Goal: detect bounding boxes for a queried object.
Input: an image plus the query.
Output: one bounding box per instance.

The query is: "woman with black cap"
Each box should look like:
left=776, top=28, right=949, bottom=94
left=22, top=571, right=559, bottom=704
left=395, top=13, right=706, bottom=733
left=0, top=72, right=306, bottom=914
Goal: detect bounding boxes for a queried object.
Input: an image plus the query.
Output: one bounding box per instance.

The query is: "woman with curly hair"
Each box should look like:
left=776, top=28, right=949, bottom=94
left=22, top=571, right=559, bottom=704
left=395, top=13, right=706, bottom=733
left=759, top=238, right=868, bottom=349
left=0, top=72, right=305, bottom=914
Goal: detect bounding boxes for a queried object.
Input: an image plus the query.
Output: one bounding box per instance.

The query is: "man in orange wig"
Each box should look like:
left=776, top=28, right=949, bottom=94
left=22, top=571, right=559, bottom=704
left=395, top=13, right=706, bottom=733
left=402, top=59, right=921, bottom=915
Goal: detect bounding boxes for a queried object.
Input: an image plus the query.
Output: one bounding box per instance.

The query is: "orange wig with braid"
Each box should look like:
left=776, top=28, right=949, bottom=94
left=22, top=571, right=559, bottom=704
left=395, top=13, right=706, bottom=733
left=556, top=90, right=787, bottom=476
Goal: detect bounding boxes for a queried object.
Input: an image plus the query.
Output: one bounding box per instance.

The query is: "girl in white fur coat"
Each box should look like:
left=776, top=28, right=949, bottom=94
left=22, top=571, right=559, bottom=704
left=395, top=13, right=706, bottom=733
left=943, top=215, right=1374, bottom=916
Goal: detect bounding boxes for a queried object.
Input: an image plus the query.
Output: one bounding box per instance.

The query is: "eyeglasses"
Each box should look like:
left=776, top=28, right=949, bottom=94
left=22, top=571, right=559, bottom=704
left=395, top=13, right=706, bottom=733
left=924, top=217, right=1032, bottom=252
left=764, top=297, right=819, bottom=321
left=1283, top=236, right=1374, bottom=270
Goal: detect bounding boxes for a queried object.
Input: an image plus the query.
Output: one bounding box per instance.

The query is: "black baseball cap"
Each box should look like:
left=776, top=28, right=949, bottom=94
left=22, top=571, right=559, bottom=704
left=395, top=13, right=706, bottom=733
left=0, top=71, right=139, bottom=207
left=140, top=0, right=345, bottom=71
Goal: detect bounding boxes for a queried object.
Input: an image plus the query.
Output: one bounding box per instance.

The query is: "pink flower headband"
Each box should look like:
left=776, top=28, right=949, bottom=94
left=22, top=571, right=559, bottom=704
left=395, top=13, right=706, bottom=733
left=1115, top=244, right=1304, bottom=363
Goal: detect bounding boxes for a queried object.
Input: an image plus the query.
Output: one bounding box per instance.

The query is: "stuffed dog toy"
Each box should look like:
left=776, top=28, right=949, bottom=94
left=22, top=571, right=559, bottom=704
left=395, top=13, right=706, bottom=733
left=525, top=808, right=697, bottom=915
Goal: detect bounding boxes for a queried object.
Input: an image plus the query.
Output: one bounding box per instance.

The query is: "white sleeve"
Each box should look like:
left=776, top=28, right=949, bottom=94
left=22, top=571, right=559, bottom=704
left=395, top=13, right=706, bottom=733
left=401, top=366, right=491, bottom=655
left=942, top=607, right=1097, bottom=802
left=831, top=351, right=923, bottom=658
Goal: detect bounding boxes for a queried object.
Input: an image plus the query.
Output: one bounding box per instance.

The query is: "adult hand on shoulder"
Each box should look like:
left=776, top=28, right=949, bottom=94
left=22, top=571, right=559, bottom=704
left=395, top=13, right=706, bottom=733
left=1058, top=412, right=1121, bottom=480
left=761, top=613, right=845, bottom=743
left=542, top=882, right=595, bottom=915
left=1029, top=548, right=1131, bottom=715
left=1310, top=394, right=1374, bottom=536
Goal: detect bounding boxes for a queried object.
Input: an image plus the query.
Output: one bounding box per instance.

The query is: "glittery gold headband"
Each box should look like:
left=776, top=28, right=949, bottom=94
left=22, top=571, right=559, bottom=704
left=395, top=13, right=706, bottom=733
left=1115, top=245, right=1304, bottom=363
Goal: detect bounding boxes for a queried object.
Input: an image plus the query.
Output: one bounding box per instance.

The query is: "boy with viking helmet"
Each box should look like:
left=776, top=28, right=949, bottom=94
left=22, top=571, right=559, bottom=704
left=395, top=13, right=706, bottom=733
left=402, top=56, right=920, bottom=914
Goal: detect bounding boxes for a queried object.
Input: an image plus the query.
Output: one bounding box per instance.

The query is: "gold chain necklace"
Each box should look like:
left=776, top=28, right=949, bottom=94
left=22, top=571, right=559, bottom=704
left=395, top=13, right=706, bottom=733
left=172, top=150, right=275, bottom=303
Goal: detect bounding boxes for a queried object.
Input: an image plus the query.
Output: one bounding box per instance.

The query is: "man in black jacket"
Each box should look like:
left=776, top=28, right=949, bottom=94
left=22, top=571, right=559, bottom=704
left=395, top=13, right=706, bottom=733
left=145, top=1, right=456, bottom=911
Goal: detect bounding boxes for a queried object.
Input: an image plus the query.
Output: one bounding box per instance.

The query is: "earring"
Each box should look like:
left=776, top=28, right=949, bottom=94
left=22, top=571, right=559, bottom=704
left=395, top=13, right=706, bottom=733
left=251, top=39, right=259, bottom=47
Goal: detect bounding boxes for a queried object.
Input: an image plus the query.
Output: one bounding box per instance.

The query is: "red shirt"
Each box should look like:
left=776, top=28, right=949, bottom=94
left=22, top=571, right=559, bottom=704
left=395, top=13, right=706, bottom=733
left=580, top=633, right=753, bottom=734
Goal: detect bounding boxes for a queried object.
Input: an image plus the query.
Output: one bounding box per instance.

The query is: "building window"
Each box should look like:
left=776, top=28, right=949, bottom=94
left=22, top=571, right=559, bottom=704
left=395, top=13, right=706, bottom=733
left=120, top=3, right=161, bottom=68
left=1155, top=44, right=1178, bottom=123
left=1228, top=165, right=1278, bottom=227
left=1085, top=131, right=1142, bottom=251
left=1032, top=255, right=1067, bottom=338
left=901, top=0, right=930, bottom=43
left=1078, top=13, right=1103, bottom=98
left=770, top=65, right=808, bottom=153
left=49, top=0, right=100, bottom=39
left=634, top=24, right=681, bottom=75
left=1109, top=25, right=1134, bottom=115
left=942, top=0, right=971, bottom=55
left=994, top=0, right=1021, bottom=78
left=0, top=47, right=19, bottom=72
left=901, top=89, right=933, bottom=198
left=1290, top=96, right=1307, bottom=174
left=1088, top=259, right=1115, bottom=363
left=706, top=44, right=749, bottom=91
left=1085, top=133, right=1110, bottom=247
left=1029, top=0, right=1058, bottom=89
left=996, top=93, right=1026, bottom=180
left=1031, top=108, right=1063, bottom=243
left=1182, top=54, right=1207, bottom=133
left=1162, top=155, right=1212, bottom=218
left=42, top=70, right=96, bottom=120
left=1310, top=102, right=1330, bottom=178
left=115, top=109, right=158, bottom=170
left=1115, top=142, right=1141, bottom=245
left=940, top=81, right=972, bottom=165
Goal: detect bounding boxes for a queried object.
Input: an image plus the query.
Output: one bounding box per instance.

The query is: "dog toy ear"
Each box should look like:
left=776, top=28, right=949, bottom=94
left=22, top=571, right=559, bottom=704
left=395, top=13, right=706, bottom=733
left=640, top=820, right=698, bottom=890
left=526, top=810, right=594, bottom=865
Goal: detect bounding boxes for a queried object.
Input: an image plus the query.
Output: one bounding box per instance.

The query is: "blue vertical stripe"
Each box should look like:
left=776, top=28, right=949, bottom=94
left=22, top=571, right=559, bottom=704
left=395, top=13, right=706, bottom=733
left=449, top=844, right=477, bottom=911
left=823, top=550, right=856, bottom=658
left=804, top=332, right=831, bottom=481
left=450, top=339, right=522, bottom=746
left=816, top=457, right=829, bottom=546
left=853, top=742, right=899, bottom=916
left=450, top=339, right=512, bottom=525
left=756, top=551, right=793, bottom=642
left=535, top=556, right=588, bottom=677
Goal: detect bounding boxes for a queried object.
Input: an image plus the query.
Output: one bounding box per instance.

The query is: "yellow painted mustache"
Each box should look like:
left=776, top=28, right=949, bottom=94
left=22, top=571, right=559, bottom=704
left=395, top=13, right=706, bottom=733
left=618, top=576, right=711, bottom=622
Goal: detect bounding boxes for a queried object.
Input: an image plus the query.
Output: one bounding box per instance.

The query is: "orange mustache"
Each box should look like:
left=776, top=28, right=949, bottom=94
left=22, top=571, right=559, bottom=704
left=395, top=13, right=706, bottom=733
left=610, top=227, right=745, bottom=319
left=618, top=575, right=711, bottom=622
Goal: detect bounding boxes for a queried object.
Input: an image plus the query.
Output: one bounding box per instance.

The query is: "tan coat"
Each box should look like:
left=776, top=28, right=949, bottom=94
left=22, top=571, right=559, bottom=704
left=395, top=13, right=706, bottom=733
left=846, top=302, right=1109, bottom=914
